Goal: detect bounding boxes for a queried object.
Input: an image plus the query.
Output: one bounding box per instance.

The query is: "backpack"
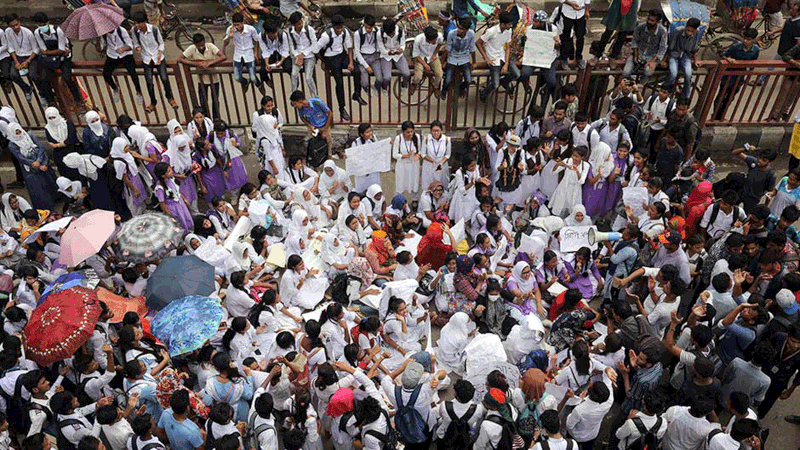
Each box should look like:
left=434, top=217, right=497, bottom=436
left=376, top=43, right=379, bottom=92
left=130, top=436, right=163, bottom=450
left=355, top=27, right=376, bottom=53
left=244, top=412, right=276, bottom=450
left=516, top=400, right=544, bottom=439
left=307, top=132, right=329, bottom=169
left=2, top=373, right=37, bottom=434
left=75, top=374, right=98, bottom=406
left=393, top=385, right=430, bottom=444
left=442, top=402, right=477, bottom=450
left=132, top=24, right=163, bottom=52
left=706, top=428, right=724, bottom=447
left=485, top=415, right=525, bottom=450
left=317, top=28, right=350, bottom=59
left=644, top=94, right=675, bottom=117
left=627, top=416, right=662, bottom=450
left=539, top=438, right=575, bottom=450
left=593, top=119, right=628, bottom=148
left=57, top=418, right=85, bottom=450
left=364, top=410, right=400, bottom=450
left=289, top=25, right=314, bottom=51
left=706, top=201, right=742, bottom=233
left=105, top=156, right=127, bottom=198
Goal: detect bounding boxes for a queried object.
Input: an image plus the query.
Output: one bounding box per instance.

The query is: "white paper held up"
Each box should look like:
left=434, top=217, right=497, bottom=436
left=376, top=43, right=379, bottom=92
left=24, top=216, right=73, bottom=244
left=345, top=138, right=392, bottom=176
left=623, top=186, right=649, bottom=219
left=560, top=226, right=597, bottom=253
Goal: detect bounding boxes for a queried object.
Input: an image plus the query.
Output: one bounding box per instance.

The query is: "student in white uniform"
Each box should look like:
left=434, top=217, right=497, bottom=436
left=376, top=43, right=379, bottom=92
left=420, top=120, right=451, bottom=190
left=393, top=121, right=422, bottom=201
left=351, top=123, right=381, bottom=194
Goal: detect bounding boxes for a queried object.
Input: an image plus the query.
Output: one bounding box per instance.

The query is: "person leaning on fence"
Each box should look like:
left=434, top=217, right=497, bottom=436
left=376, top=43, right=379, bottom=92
left=622, top=9, right=668, bottom=84
left=713, top=28, right=760, bottom=121
left=313, top=14, right=355, bottom=122
left=410, top=26, right=444, bottom=98
left=257, top=21, right=291, bottom=90
left=0, top=14, right=36, bottom=104
left=665, top=17, right=701, bottom=103
left=476, top=11, right=518, bottom=103
left=442, top=17, right=476, bottom=99
left=353, top=14, right=381, bottom=96
left=178, top=33, right=226, bottom=121
left=100, top=25, right=144, bottom=105
left=287, top=11, right=319, bottom=98
left=131, top=11, right=178, bottom=112
left=223, top=13, right=265, bottom=95
left=376, top=18, right=411, bottom=91
left=771, top=37, right=800, bottom=121
left=32, top=12, right=87, bottom=110
left=291, top=90, right=332, bottom=146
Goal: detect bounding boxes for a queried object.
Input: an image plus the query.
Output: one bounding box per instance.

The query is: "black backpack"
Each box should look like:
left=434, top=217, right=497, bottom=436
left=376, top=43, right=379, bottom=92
left=485, top=415, right=525, bottom=450
left=706, top=201, right=742, bottom=232
left=539, top=438, right=575, bottom=450
left=2, top=373, right=37, bottom=434
left=627, top=416, right=662, bottom=450
left=57, top=418, right=85, bottom=450
left=75, top=374, right=98, bottom=407
left=442, top=402, right=477, bottom=450
left=364, top=410, right=400, bottom=450
left=307, top=132, right=329, bottom=169
left=706, top=428, right=724, bottom=448
left=130, top=436, right=164, bottom=450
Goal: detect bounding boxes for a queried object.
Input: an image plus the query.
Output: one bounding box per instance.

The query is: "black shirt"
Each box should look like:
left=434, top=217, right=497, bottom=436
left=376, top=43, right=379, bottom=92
left=778, top=17, right=800, bottom=55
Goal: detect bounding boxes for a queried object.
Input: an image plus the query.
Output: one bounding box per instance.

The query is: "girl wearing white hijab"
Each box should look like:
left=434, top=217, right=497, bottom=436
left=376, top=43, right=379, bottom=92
left=166, top=119, right=186, bottom=150
left=364, top=184, right=385, bottom=230
left=6, top=123, right=58, bottom=210
left=287, top=209, right=315, bottom=241
left=0, top=193, right=31, bottom=233
left=318, top=160, right=352, bottom=204
left=564, top=204, right=593, bottom=227
left=292, top=186, right=330, bottom=227
left=63, top=152, right=126, bottom=215
left=224, top=241, right=263, bottom=279
left=435, top=312, right=474, bottom=376
left=126, top=124, right=162, bottom=176
left=285, top=235, right=305, bottom=260
left=56, top=177, right=88, bottom=215
left=82, top=111, right=114, bottom=159
left=253, top=112, right=284, bottom=175
left=165, top=134, right=199, bottom=213
left=582, top=140, right=615, bottom=218
left=320, top=233, right=354, bottom=276
left=109, top=137, right=148, bottom=216
left=0, top=230, right=22, bottom=275
left=44, top=107, right=80, bottom=180
left=184, top=233, right=229, bottom=278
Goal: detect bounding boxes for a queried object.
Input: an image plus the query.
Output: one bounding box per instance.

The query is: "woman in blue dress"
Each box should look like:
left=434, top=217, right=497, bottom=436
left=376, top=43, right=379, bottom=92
left=6, top=123, right=58, bottom=211
left=82, top=111, right=115, bottom=158
left=201, top=352, right=254, bottom=423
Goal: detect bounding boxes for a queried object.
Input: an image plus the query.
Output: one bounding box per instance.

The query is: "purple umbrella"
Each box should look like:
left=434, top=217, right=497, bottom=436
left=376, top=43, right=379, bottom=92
left=62, top=3, right=126, bottom=41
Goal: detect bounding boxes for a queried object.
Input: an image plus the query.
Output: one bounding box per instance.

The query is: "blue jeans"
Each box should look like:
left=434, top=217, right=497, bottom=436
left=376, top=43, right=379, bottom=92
left=233, top=59, right=261, bottom=88
left=443, top=62, right=471, bottom=94
left=667, top=55, right=692, bottom=100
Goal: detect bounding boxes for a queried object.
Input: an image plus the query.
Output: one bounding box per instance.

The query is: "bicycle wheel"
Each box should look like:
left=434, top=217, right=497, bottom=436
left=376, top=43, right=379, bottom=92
left=392, top=76, right=433, bottom=106
left=490, top=82, right=529, bottom=114
left=700, top=34, right=739, bottom=60
left=175, top=22, right=215, bottom=50
left=80, top=39, right=104, bottom=63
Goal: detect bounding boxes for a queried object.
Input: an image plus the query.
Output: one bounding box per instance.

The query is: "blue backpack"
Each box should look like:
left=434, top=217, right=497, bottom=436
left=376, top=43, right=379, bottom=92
left=393, top=385, right=430, bottom=444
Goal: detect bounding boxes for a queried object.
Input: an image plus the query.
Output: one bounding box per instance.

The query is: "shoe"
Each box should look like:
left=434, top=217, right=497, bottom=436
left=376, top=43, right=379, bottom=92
left=479, top=90, right=489, bottom=103
left=7, top=181, right=25, bottom=189
left=24, top=91, right=32, bottom=103
left=340, top=109, right=351, bottom=121
left=168, top=99, right=179, bottom=110
left=39, top=97, right=48, bottom=108
left=242, top=81, right=250, bottom=94
left=578, top=59, right=587, bottom=69
left=258, top=83, right=266, bottom=95
left=560, top=60, right=569, bottom=70
left=504, top=83, right=516, bottom=96
left=112, top=89, right=121, bottom=104
left=786, top=416, right=800, bottom=425
left=351, top=93, right=367, bottom=106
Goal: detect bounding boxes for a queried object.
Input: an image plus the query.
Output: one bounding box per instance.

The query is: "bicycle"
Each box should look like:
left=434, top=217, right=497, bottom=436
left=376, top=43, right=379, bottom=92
left=158, top=1, right=215, bottom=50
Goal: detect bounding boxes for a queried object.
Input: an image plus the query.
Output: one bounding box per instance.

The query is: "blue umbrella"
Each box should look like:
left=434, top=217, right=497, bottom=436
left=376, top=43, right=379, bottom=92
left=145, top=255, right=215, bottom=310
left=38, top=270, right=100, bottom=306
left=151, top=295, right=224, bottom=356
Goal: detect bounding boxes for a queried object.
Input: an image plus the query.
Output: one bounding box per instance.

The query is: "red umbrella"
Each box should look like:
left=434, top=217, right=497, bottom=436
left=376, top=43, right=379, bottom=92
left=61, top=3, right=126, bottom=41
left=22, top=287, right=103, bottom=366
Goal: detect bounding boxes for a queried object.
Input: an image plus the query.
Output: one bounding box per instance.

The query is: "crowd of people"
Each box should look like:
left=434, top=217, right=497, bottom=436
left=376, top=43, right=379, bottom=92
left=1, top=1, right=800, bottom=450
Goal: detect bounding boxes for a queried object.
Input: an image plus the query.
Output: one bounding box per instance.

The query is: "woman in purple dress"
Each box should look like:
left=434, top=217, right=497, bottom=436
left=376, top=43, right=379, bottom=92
left=564, top=247, right=604, bottom=299
left=110, top=137, right=148, bottom=216
left=211, top=120, right=247, bottom=193
left=153, top=162, right=193, bottom=230
left=164, top=134, right=200, bottom=213
left=605, top=141, right=631, bottom=214
left=582, top=141, right=615, bottom=218
left=194, top=137, right=226, bottom=204
left=127, top=124, right=162, bottom=177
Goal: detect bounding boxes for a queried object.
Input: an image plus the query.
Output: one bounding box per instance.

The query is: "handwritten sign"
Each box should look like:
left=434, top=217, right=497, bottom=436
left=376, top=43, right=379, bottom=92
left=622, top=186, right=649, bottom=219
left=560, top=226, right=597, bottom=253
left=345, top=138, right=392, bottom=177
left=522, top=29, right=556, bottom=68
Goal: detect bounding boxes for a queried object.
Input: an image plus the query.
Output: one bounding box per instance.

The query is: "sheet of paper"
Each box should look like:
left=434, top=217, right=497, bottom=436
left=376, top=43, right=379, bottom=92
left=490, top=236, right=507, bottom=272
left=223, top=217, right=253, bottom=250
left=345, top=138, right=392, bottom=176
left=560, top=226, right=597, bottom=253
left=522, top=29, right=556, bottom=68
left=444, top=219, right=466, bottom=247
left=623, top=186, right=649, bottom=220
left=25, top=216, right=73, bottom=244
left=547, top=282, right=568, bottom=297
left=397, top=231, right=423, bottom=257
left=593, top=322, right=608, bottom=335
left=301, top=237, right=325, bottom=273
left=302, top=306, right=325, bottom=323
left=266, top=245, right=286, bottom=268
left=296, top=276, right=328, bottom=310
left=360, top=293, right=381, bottom=310
left=192, top=237, right=231, bottom=267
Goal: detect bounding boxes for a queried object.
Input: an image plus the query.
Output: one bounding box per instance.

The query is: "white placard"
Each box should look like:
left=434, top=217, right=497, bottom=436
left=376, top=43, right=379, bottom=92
left=247, top=199, right=284, bottom=228
left=301, top=237, right=325, bottom=273
left=296, top=276, right=328, bottom=310
left=26, top=216, right=73, bottom=244
left=444, top=219, right=466, bottom=247
left=192, top=236, right=231, bottom=267
left=397, top=230, right=423, bottom=257
left=223, top=217, right=253, bottom=250
left=345, top=138, right=392, bottom=177
left=265, top=245, right=286, bottom=268
left=490, top=236, right=507, bottom=272
left=522, top=29, right=557, bottom=68
left=560, top=226, right=597, bottom=253
left=622, top=186, right=649, bottom=220
left=548, top=281, right=568, bottom=297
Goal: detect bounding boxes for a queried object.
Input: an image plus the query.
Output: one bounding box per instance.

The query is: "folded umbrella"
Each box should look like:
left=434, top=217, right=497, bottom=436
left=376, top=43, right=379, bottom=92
left=151, top=295, right=225, bottom=356
left=145, top=255, right=215, bottom=310
left=60, top=209, right=116, bottom=267
left=62, top=3, right=126, bottom=41
left=112, top=213, right=185, bottom=264
left=22, top=287, right=103, bottom=366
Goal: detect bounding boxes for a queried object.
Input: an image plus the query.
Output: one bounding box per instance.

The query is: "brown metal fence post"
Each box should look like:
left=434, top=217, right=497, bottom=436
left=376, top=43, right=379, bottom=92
left=170, top=63, right=193, bottom=123
left=696, top=61, right=724, bottom=128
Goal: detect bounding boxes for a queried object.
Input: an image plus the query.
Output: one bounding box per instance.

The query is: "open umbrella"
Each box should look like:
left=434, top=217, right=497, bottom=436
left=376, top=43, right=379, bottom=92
left=60, top=209, right=116, bottom=267
left=145, top=255, right=215, bottom=310
left=112, top=213, right=185, bottom=264
left=62, top=3, right=126, bottom=41
left=151, top=295, right=224, bottom=356
left=96, top=288, right=148, bottom=323
left=22, top=287, right=103, bottom=366
left=37, top=269, right=101, bottom=306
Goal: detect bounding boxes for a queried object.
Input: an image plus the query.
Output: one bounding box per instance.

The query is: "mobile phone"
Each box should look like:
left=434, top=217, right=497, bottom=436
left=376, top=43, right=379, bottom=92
left=744, top=142, right=751, bottom=151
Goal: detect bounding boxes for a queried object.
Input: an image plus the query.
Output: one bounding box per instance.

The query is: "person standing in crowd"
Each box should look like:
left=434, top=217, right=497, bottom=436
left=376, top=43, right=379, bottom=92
left=6, top=123, right=58, bottom=210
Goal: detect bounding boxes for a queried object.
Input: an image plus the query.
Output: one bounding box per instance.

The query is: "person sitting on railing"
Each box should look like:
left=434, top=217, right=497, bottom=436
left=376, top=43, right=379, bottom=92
left=257, top=21, right=291, bottom=90
left=353, top=15, right=381, bottom=97
left=313, top=15, right=355, bottom=122
left=131, top=11, right=179, bottom=112
left=622, top=9, right=668, bottom=85
left=32, top=12, right=87, bottom=110
left=179, top=33, right=226, bottom=121
left=224, top=13, right=266, bottom=96
left=376, top=18, right=411, bottom=92
left=442, top=17, right=475, bottom=99
left=287, top=11, right=319, bottom=98
left=411, top=26, right=444, bottom=99
left=665, top=17, right=701, bottom=104
left=100, top=25, right=144, bottom=105
left=770, top=32, right=800, bottom=121
left=476, top=11, right=517, bottom=103
left=0, top=14, right=36, bottom=105
left=517, top=10, right=560, bottom=102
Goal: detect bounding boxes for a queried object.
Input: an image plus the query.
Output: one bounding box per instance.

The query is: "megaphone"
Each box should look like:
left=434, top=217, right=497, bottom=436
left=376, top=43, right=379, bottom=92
left=588, top=228, right=622, bottom=245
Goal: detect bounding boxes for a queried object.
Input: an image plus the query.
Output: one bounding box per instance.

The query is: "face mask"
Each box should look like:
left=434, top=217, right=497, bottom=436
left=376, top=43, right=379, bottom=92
left=488, top=294, right=501, bottom=302
left=39, top=26, right=50, bottom=33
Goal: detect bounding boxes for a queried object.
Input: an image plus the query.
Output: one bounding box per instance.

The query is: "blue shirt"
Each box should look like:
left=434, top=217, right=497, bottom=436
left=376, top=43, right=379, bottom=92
left=297, top=98, right=331, bottom=128
left=718, top=321, right=756, bottom=365
left=723, top=41, right=760, bottom=61
left=157, top=408, right=204, bottom=450
left=446, top=28, right=475, bottom=66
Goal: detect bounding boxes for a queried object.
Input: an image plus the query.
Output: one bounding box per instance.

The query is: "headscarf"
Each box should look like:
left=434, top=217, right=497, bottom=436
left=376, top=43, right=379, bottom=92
left=0, top=231, right=19, bottom=254
left=285, top=235, right=304, bottom=257
left=110, top=137, right=138, bottom=174
left=127, top=124, right=159, bottom=154
left=167, top=134, right=193, bottom=174
left=326, top=388, right=354, bottom=418
left=669, top=216, right=686, bottom=239
left=587, top=141, right=614, bottom=187
left=85, top=111, right=104, bottom=137
left=436, top=311, right=473, bottom=362
left=564, top=204, right=593, bottom=227
left=685, top=181, right=714, bottom=213
left=183, top=233, right=203, bottom=253
left=484, top=388, right=514, bottom=422
left=455, top=255, right=474, bottom=274
left=56, top=177, right=81, bottom=198
left=521, top=368, right=548, bottom=402
left=416, top=222, right=452, bottom=270
left=321, top=233, right=353, bottom=266
left=511, top=261, right=537, bottom=293
left=418, top=222, right=444, bottom=251
left=0, top=106, right=17, bottom=138
left=319, top=160, right=348, bottom=194
left=193, top=215, right=215, bottom=238
left=45, top=107, right=68, bottom=143
left=63, top=153, right=106, bottom=180
left=366, top=184, right=384, bottom=216
left=156, top=367, right=210, bottom=419
left=253, top=112, right=279, bottom=145
left=368, top=230, right=391, bottom=263
left=229, top=241, right=250, bottom=271
left=289, top=209, right=310, bottom=237
left=166, top=119, right=184, bottom=147
left=7, top=123, right=37, bottom=158
left=293, top=186, right=319, bottom=215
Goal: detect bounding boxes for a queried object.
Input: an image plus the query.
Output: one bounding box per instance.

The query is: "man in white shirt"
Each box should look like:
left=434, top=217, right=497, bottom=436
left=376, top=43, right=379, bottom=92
left=411, top=26, right=444, bottom=98
left=32, top=13, right=85, bottom=108
left=662, top=397, right=720, bottom=450
left=223, top=13, right=264, bottom=95
left=615, top=392, right=667, bottom=450
left=100, top=26, right=142, bottom=104
left=643, top=84, right=675, bottom=152
left=73, top=351, right=117, bottom=403
left=571, top=111, right=600, bottom=150
left=131, top=12, right=177, bottom=112
left=0, top=15, right=35, bottom=104
left=530, top=410, right=576, bottom=450
left=559, top=0, right=590, bottom=68
left=249, top=391, right=278, bottom=450
left=435, top=380, right=484, bottom=441
left=314, top=15, right=355, bottom=121
left=257, top=22, right=291, bottom=90
left=477, top=12, right=518, bottom=103
left=564, top=368, right=616, bottom=447
left=699, top=190, right=746, bottom=240
left=51, top=390, right=112, bottom=447
left=376, top=18, right=410, bottom=91
left=708, top=418, right=761, bottom=450
left=353, top=15, right=381, bottom=96
left=287, top=11, right=318, bottom=98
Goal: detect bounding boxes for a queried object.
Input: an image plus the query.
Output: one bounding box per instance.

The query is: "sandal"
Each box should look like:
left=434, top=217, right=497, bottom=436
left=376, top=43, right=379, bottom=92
left=169, top=99, right=179, bottom=109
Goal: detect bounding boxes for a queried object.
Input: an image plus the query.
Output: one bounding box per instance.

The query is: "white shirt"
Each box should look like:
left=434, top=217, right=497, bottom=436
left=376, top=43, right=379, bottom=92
left=616, top=413, right=668, bottom=450
left=699, top=204, right=745, bottom=239
left=0, top=30, right=10, bottom=60
left=248, top=408, right=278, bottom=450
left=227, top=24, right=260, bottom=63
left=532, top=437, right=574, bottom=450
left=435, top=401, right=485, bottom=439
left=33, top=25, right=69, bottom=53
left=5, top=27, right=39, bottom=58
left=571, top=123, right=600, bottom=149
left=315, top=28, right=352, bottom=57
left=377, top=28, right=406, bottom=61
left=58, top=405, right=101, bottom=446
left=259, top=31, right=289, bottom=59
left=708, top=431, right=741, bottom=450
left=126, top=435, right=167, bottom=450
left=412, top=32, right=443, bottom=63
left=225, top=286, right=255, bottom=318
left=288, top=24, right=317, bottom=57
left=132, top=24, right=165, bottom=65
left=565, top=373, right=614, bottom=442
left=560, top=0, right=590, bottom=20
left=100, top=420, right=134, bottom=450
left=104, top=27, right=134, bottom=59
left=645, top=95, right=675, bottom=131
left=354, top=26, right=378, bottom=67
left=662, top=405, right=720, bottom=450
left=479, top=25, right=511, bottom=65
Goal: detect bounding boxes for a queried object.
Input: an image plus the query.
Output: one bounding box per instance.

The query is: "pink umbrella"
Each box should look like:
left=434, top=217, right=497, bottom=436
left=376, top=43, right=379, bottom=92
left=62, top=3, right=126, bottom=41
left=60, top=209, right=116, bottom=267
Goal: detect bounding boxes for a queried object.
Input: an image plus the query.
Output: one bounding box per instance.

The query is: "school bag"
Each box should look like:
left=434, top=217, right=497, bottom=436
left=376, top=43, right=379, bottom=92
left=75, top=374, right=98, bottom=406
left=3, top=374, right=46, bottom=435
left=516, top=400, right=545, bottom=440
left=244, top=412, right=276, bottom=450
left=539, top=438, right=576, bottom=450
left=307, top=132, right=329, bottom=169
left=393, top=385, right=430, bottom=444
left=706, top=201, right=742, bottom=231
left=57, top=418, right=85, bottom=450
left=627, top=416, right=662, bottom=450
left=129, top=436, right=164, bottom=450
left=485, top=414, right=525, bottom=450
left=442, top=402, right=477, bottom=450
left=364, top=409, right=400, bottom=450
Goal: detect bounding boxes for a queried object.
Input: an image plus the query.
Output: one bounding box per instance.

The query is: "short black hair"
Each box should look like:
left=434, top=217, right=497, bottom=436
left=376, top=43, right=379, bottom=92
left=499, top=11, right=513, bottom=24
left=561, top=83, right=578, bottom=96
left=686, top=17, right=701, bottom=29
left=32, top=12, right=48, bottom=24
left=648, top=9, right=662, bottom=18
left=232, top=12, right=244, bottom=23
left=192, top=33, right=206, bottom=44
left=457, top=17, right=471, bottom=29
left=750, top=340, right=775, bottom=366
left=721, top=190, right=740, bottom=206
left=759, top=148, right=778, bottom=162
left=453, top=379, right=475, bottom=403
left=77, top=436, right=100, bottom=450
left=255, top=391, right=274, bottom=418
left=169, top=389, right=190, bottom=414
left=363, top=15, right=376, bottom=26
left=423, top=26, right=438, bottom=40
left=132, top=11, right=148, bottom=24
left=642, top=391, right=665, bottom=414
left=743, top=28, right=758, bottom=39
left=96, top=405, right=119, bottom=425
left=711, top=272, right=731, bottom=293
left=553, top=101, right=568, bottom=112
left=587, top=381, right=610, bottom=403
left=691, top=324, right=713, bottom=348
left=540, top=409, right=560, bottom=434
left=5, top=13, right=20, bottom=25
left=574, top=111, right=588, bottom=122
left=289, top=11, right=303, bottom=24
left=728, top=391, right=751, bottom=414
left=290, top=90, right=305, bottom=102
left=731, top=418, right=760, bottom=442
left=132, top=413, right=153, bottom=436
left=782, top=204, right=800, bottom=222
left=332, top=14, right=345, bottom=26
